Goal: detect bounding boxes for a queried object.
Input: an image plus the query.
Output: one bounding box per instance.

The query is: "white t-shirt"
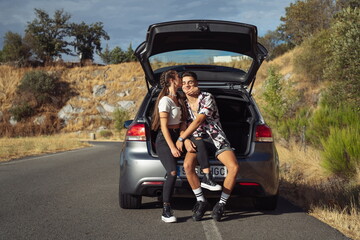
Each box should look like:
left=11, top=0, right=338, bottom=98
left=158, top=96, right=182, bottom=125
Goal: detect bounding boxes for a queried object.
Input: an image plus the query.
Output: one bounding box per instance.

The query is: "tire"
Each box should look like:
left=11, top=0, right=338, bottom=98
left=120, top=192, right=142, bottom=209
left=253, top=193, right=278, bottom=211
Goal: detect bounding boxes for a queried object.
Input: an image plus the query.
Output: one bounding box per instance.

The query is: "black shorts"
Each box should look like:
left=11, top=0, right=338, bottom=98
left=199, top=136, right=233, bottom=159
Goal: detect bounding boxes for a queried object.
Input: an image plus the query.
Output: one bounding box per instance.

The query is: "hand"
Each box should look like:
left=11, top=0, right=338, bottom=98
left=170, top=146, right=182, bottom=158
left=185, top=87, right=199, bottom=96
left=185, top=87, right=200, bottom=96
left=184, top=139, right=197, bottom=153
left=176, top=140, right=184, bottom=152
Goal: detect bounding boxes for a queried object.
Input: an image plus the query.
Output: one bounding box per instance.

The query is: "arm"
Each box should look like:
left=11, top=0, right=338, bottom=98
left=179, top=114, right=206, bottom=140
left=177, top=121, right=198, bottom=153
left=184, top=139, right=196, bottom=153
left=177, top=93, right=215, bottom=141
left=159, top=112, right=182, bottom=158
left=176, top=121, right=187, bottom=152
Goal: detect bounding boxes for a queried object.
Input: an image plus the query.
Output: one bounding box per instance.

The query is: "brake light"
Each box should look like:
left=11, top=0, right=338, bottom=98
left=255, top=124, right=273, bottom=142
left=239, top=182, right=260, bottom=186
left=125, top=123, right=146, bottom=141
left=142, top=181, right=164, bottom=185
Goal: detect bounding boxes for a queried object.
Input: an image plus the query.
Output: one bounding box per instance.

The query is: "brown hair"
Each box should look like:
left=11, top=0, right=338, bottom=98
left=181, top=71, right=198, bottom=81
left=151, top=70, right=188, bottom=131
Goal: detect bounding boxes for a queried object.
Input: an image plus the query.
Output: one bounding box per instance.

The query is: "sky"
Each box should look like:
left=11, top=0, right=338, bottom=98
left=0, top=0, right=295, bottom=62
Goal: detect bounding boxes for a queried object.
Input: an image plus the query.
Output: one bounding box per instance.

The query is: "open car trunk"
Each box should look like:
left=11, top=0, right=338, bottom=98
left=146, top=88, right=255, bottom=158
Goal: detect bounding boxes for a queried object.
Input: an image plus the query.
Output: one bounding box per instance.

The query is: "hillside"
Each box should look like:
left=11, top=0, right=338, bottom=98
left=254, top=46, right=328, bottom=111
left=0, top=46, right=327, bottom=138
left=0, top=63, right=147, bottom=137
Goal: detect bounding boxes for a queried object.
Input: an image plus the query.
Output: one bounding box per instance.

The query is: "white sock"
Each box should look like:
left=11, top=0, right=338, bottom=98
left=193, top=187, right=205, bottom=202
left=219, top=192, right=230, bottom=205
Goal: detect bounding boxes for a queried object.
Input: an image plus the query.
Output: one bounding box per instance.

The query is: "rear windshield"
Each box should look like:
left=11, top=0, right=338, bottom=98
left=149, top=49, right=253, bottom=73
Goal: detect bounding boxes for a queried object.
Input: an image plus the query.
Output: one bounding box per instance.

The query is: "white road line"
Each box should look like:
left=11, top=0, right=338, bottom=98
left=202, top=215, right=223, bottom=240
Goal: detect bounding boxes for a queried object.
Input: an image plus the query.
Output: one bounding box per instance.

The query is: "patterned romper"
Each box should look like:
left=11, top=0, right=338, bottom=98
left=185, top=92, right=232, bottom=158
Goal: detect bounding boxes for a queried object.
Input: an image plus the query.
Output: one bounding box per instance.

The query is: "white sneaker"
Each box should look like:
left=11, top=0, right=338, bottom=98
left=161, top=204, right=177, bottom=223
left=201, top=173, right=222, bottom=191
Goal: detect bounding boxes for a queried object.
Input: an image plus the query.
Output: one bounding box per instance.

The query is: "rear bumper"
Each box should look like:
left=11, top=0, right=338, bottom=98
left=130, top=178, right=271, bottom=198
left=120, top=141, right=279, bottom=198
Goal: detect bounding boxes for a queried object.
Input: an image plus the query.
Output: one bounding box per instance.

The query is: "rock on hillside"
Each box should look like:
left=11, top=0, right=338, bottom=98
left=0, top=63, right=147, bottom=135
left=57, top=63, right=147, bottom=132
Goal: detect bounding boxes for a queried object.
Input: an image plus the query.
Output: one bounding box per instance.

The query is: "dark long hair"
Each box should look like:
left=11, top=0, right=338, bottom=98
left=151, top=70, right=187, bottom=131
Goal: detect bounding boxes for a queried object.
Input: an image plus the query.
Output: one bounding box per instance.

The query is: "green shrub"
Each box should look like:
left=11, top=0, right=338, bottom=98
left=307, top=104, right=359, bottom=147
left=261, top=66, right=300, bottom=129
left=323, top=7, right=360, bottom=106
left=99, top=130, right=113, bottom=138
left=18, top=70, right=58, bottom=105
left=9, top=103, right=34, bottom=121
left=293, top=30, right=331, bottom=82
left=277, top=108, right=310, bottom=141
left=321, top=124, right=360, bottom=179
left=262, top=66, right=287, bottom=122
left=113, top=108, right=129, bottom=131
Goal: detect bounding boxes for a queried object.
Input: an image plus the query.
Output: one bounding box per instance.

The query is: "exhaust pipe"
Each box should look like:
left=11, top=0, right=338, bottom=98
left=155, top=190, right=162, bottom=197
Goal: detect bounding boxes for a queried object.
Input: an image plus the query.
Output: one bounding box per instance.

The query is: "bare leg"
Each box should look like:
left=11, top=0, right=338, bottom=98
left=183, top=152, right=200, bottom=189
left=211, top=150, right=239, bottom=221
left=217, top=150, right=239, bottom=195
left=202, top=168, right=210, bottom=174
left=184, top=152, right=209, bottom=221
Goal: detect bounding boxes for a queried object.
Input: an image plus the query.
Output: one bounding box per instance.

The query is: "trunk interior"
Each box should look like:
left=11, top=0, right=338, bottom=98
left=147, top=89, right=255, bottom=157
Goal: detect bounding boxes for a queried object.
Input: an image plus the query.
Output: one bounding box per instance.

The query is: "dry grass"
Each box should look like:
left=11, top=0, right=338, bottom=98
left=255, top=47, right=359, bottom=239
left=58, top=62, right=146, bottom=132
left=277, top=140, right=360, bottom=240
left=254, top=46, right=329, bottom=109
left=0, top=66, right=26, bottom=111
left=0, top=128, right=128, bottom=162
left=0, top=65, right=73, bottom=112
left=310, top=206, right=360, bottom=239
left=0, top=133, right=91, bottom=162
left=0, top=63, right=147, bottom=134
left=80, top=128, right=128, bottom=141
left=254, top=48, right=297, bottom=89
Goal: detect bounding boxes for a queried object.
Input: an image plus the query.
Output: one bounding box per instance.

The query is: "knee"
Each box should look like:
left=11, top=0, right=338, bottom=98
left=228, top=162, right=239, bottom=175
left=183, top=161, right=193, bottom=173
left=166, top=171, right=177, bottom=182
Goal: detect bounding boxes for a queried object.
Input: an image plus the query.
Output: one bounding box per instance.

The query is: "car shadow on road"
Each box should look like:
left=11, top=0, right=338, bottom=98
left=140, top=195, right=304, bottom=222
left=217, top=196, right=304, bottom=222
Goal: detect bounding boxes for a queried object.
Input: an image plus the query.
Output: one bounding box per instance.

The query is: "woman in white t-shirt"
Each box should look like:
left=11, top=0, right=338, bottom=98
left=151, top=70, right=188, bottom=223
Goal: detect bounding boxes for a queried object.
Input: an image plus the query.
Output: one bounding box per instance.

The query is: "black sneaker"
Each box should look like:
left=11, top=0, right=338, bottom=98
left=192, top=201, right=209, bottom=221
left=211, top=202, right=225, bottom=221
left=161, top=204, right=177, bottom=223
left=201, top=173, right=222, bottom=191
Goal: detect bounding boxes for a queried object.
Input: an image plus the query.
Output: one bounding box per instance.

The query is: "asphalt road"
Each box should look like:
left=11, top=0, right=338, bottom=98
left=0, top=142, right=349, bottom=240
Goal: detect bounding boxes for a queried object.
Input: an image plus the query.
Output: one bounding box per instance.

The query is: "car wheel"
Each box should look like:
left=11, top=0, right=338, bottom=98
left=120, top=192, right=142, bottom=209
left=253, top=193, right=278, bottom=211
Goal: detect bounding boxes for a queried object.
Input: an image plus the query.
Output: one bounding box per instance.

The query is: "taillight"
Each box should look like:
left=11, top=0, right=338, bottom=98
left=142, top=181, right=163, bottom=185
left=239, top=182, right=260, bottom=186
left=255, top=124, right=273, bottom=142
left=125, top=123, right=146, bottom=141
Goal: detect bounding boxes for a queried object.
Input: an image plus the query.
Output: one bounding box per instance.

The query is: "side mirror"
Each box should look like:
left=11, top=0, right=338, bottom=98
left=124, top=120, right=133, bottom=129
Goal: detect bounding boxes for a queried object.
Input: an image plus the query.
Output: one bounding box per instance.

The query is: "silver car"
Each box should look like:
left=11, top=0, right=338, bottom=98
left=119, top=20, right=279, bottom=210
